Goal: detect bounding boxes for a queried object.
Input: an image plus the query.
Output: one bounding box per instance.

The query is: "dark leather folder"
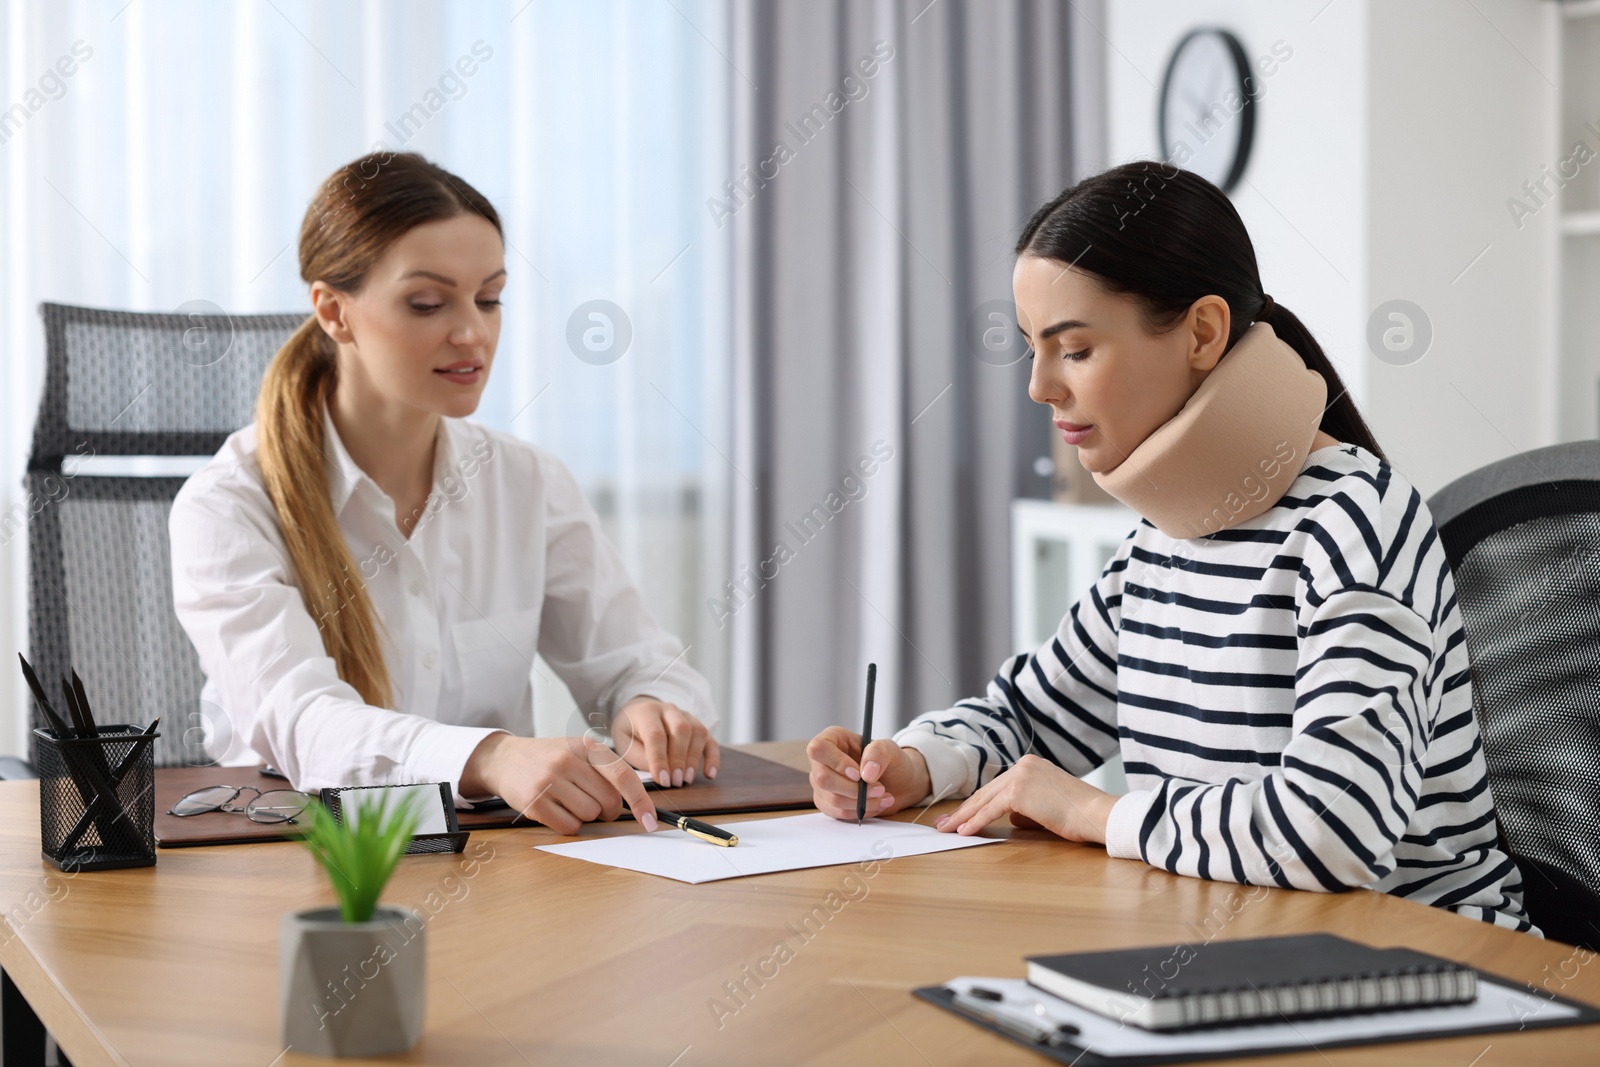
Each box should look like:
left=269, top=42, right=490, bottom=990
left=155, top=745, right=814, bottom=847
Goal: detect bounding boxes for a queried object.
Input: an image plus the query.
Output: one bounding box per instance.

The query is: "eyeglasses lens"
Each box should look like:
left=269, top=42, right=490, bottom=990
left=170, top=785, right=241, bottom=816
left=246, top=790, right=312, bottom=824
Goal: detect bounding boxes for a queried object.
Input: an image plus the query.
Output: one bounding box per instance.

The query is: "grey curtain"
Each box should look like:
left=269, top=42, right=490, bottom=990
left=724, top=0, right=1106, bottom=740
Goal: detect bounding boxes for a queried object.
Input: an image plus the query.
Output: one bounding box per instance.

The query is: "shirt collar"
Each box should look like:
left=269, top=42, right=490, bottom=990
left=321, top=402, right=368, bottom=516
left=430, top=413, right=462, bottom=495
left=320, top=401, right=460, bottom=518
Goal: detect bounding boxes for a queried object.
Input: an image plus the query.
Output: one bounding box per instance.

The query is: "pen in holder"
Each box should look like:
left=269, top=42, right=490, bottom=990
left=34, top=723, right=160, bottom=871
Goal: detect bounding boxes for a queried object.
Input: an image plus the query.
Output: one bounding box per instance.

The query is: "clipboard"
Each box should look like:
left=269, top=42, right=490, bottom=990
left=912, top=971, right=1600, bottom=1065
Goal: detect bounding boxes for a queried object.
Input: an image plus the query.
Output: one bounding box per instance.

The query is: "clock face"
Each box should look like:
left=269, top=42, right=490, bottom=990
left=1159, top=29, right=1255, bottom=191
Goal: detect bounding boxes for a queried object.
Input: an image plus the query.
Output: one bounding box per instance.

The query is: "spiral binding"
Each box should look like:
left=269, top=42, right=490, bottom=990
left=1172, top=964, right=1477, bottom=1028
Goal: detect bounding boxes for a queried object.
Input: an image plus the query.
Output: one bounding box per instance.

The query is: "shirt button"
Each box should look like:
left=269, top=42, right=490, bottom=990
left=423, top=652, right=439, bottom=670
left=409, top=580, right=423, bottom=597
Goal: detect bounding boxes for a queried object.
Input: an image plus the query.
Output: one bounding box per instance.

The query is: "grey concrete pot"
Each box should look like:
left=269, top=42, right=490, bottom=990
left=280, top=905, right=426, bottom=1057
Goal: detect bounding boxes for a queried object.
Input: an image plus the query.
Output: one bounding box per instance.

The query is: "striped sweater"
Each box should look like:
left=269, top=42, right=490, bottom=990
left=895, top=443, right=1535, bottom=932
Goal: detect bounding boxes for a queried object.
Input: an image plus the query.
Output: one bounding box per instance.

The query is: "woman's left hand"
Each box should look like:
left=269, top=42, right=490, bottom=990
left=934, top=754, right=1118, bottom=843
left=612, top=697, right=720, bottom=787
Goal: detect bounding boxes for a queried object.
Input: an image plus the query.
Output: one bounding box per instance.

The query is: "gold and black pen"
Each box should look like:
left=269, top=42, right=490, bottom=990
left=656, top=809, right=739, bottom=847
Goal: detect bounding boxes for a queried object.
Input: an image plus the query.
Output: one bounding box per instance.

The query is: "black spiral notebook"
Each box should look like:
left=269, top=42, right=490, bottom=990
left=914, top=933, right=1600, bottom=1065
left=1027, top=933, right=1473, bottom=1030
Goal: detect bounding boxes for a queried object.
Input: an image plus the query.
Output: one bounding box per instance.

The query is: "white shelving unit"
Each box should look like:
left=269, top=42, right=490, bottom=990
left=1009, top=498, right=1139, bottom=794
left=1559, top=2, right=1600, bottom=438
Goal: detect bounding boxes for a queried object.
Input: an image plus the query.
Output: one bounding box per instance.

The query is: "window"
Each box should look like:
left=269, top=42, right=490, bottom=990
left=0, top=0, right=733, bottom=749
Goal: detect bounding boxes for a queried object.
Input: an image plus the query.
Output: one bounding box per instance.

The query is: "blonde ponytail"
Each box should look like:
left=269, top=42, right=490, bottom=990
left=255, top=315, right=394, bottom=708
left=256, top=149, right=503, bottom=709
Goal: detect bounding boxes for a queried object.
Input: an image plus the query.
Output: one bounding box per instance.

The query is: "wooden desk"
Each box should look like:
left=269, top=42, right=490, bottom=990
left=0, top=742, right=1594, bottom=1066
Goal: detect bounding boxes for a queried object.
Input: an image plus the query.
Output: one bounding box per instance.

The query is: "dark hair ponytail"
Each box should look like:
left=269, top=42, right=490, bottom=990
left=1015, top=161, right=1386, bottom=463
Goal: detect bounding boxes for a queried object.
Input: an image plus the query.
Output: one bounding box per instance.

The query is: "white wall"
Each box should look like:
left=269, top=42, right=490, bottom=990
left=1365, top=0, right=1558, bottom=493
left=1105, top=0, right=1558, bottom=499
left=1105, top=0, right=1369, bottom=456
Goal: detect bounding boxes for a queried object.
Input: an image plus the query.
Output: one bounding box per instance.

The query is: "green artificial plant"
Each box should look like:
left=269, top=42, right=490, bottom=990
left=295, top=789, right=424, bottom=923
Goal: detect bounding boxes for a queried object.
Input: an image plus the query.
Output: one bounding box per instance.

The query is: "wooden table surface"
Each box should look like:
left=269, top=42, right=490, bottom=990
left=0, top=741, right=1594, bottom=1066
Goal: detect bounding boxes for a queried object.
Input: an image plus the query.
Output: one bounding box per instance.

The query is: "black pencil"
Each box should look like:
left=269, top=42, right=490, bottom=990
left=18, top=655, right=72, bottom=739
left=17, top=656, right=125, bottom=850
left=856, top=662, right=877, bottom=826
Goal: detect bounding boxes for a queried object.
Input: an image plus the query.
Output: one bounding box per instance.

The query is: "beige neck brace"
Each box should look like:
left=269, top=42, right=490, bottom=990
left=1090, top=322, right=1327, bottom=541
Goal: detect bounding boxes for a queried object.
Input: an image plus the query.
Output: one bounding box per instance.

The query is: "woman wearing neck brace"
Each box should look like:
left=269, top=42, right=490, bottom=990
left=806, top=162, right=1535, bottom=932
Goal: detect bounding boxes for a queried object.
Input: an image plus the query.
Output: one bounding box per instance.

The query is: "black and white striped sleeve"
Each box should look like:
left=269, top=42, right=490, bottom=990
left=1103, top=579, right=1435, bottom=892
left=891, top=527, right=1136, bottom=804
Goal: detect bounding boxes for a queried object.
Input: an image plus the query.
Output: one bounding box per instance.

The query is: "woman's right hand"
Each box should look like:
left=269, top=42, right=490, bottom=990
left=460, top=732, right=658, bottom=836
left=806, top=726, right=932, bottom=821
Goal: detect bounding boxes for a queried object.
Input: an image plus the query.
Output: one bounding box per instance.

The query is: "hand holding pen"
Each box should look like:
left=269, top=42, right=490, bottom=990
left=803, top=665, right=936, bottom=822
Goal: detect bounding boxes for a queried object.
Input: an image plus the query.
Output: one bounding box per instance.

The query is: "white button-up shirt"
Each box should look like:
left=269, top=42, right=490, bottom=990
left=169, top=408, right=716, bottom=801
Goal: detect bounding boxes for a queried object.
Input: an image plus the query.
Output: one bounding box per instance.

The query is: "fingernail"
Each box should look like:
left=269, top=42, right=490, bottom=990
left=935, top=814, right=950, bottom=828
left=845, top=766, right=860, bottom=782
left=641, top=811, right=658, bottom=832
left=686, top=767, right=696, bottom=784
left=656, top=771, right=671, bottom=787
left=862, top=761, right=880, bottom=779
left=880, top=794, right=894, bottom=807
left=707, top=765, right=717, bottom=779
left=672, top=768, right=684, bottom=787
left=868, top=784, right=885, bottom=797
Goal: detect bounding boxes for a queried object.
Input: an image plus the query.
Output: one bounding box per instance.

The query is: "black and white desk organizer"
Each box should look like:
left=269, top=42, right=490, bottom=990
left=20, top=655, right=160, bottom=872
left=35, top=723, right=159, bottom=871
left=319, top=781, right=469, bottom=855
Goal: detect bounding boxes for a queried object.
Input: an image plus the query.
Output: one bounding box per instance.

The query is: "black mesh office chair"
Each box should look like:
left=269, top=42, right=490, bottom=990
left=1430, top=441, right=1600, bottom=950
left=20, top=302, right=306, bottom=771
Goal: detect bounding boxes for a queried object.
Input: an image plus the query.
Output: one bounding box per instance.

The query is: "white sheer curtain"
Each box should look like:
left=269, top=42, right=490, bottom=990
left=0, top=0, right=733, bottom=754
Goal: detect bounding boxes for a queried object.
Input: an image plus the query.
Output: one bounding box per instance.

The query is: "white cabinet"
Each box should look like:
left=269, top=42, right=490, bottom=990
left=1010, top=498, right=1137, bottom=794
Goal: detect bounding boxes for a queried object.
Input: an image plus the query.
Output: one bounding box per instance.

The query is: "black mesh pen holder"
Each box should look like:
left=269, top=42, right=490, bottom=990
left=34, top=725, right=159, bottom=871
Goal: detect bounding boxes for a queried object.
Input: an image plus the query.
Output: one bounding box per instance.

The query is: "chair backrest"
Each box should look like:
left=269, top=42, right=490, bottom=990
left=25, top=302, right=307, bottom=767
left=1429, top=441, right=1600, bottom=949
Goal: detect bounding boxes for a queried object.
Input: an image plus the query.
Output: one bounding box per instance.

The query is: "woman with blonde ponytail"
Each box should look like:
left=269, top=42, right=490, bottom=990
left=170, top=152, right=717, bottom=835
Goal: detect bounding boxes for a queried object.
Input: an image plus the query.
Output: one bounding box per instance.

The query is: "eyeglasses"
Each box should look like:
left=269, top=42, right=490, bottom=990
left=167, top=785, right=312, bottom=825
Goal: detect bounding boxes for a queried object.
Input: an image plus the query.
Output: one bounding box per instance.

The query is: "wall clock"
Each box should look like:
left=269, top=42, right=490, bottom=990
left=1158, top=28, right=1256, bottom=192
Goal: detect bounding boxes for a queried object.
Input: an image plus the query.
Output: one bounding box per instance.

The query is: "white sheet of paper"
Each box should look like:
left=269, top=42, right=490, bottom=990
left=941, top=976, right=1578, bottom=1056
left=535, top=812, right=1002, bottom=883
